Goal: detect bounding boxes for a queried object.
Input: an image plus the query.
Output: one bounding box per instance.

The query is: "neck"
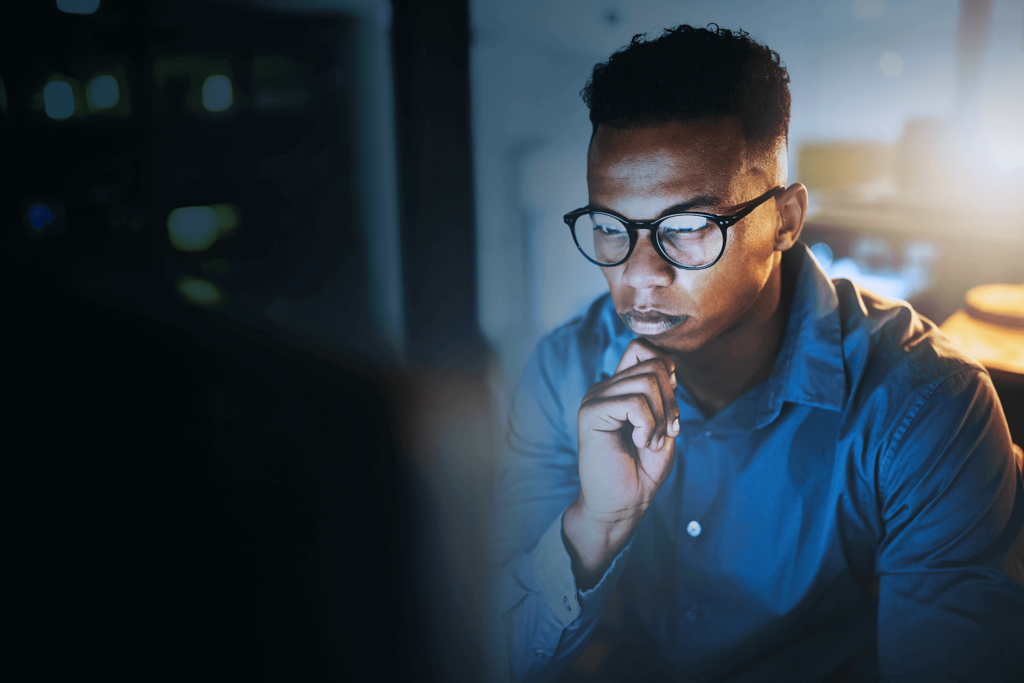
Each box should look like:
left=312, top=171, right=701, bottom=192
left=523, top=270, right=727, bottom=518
left=674, top=261, right=791, bottom=418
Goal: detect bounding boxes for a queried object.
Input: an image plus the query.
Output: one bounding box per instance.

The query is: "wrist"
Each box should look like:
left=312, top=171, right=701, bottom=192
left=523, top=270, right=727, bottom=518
left=570, top=498, right=646, bottom=541
left=562, top=499, right=645, bottom=589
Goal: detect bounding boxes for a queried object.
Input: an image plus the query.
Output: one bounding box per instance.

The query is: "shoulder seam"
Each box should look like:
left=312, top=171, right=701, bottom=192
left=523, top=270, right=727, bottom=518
left=878, top=366, right=984, bottom=493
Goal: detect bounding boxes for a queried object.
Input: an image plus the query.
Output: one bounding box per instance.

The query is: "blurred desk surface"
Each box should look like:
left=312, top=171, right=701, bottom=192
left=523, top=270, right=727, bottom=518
left=939, top=284, right=1024, bottom=447
left=938, top=283, right=1024, bottom=380
left=939, top=309, right=1024, bottom=378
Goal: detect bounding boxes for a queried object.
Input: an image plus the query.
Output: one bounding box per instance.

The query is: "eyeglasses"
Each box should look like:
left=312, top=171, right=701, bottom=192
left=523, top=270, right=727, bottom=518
left=563, top=186, right=783, bottom=270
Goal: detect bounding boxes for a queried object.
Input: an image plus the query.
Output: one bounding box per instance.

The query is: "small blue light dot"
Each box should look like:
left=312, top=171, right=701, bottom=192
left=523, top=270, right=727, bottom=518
left=29, top=205, right=53, bottom=230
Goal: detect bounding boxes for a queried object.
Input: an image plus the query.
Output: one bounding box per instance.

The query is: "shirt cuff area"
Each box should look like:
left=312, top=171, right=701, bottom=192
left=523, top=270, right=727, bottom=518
left=530, top=507, right=633, bottom=630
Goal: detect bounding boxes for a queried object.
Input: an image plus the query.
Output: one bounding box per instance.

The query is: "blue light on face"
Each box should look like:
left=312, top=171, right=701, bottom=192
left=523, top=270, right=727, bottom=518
left=29, top=205, right=53, bottom=230
left=87, top=75, right=119, bottom=110
left=43, top=80, right=76, bottom=120
left=56, top=0, right=100, bottom=14
left=202, top=75, right=233, bottom=112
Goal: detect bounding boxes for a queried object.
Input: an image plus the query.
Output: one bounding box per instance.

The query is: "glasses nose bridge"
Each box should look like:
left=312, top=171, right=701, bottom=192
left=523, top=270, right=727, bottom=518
left=621, top=224, right=674, bottom=283
left=626, top=221, right=673, bottom=267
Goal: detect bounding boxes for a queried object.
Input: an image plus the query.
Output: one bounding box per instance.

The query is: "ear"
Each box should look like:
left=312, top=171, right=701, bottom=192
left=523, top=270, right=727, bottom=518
left=773, top=183, right=807, bottom=252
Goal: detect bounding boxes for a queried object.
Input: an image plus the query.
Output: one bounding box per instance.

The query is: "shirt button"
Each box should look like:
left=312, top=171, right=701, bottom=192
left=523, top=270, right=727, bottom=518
left=704, top=430, right=713, bottom=437
left=687, top=520, right=702, bottom=537
left=534, top=650, right=547, bottom=659
left=685, top=607, right=702, bottom=622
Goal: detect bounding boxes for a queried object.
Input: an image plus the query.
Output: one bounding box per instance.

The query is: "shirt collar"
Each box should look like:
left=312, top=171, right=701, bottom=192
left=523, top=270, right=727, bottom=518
left=599, top=241, right=846, bottom=427
left=759, top=241, right=846, bottom=419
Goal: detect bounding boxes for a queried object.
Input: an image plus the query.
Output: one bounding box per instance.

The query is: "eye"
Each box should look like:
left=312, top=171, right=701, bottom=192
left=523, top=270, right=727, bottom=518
left=589, top=214, right=627, bottom=236
left=659, top=215, right=712, bottom=234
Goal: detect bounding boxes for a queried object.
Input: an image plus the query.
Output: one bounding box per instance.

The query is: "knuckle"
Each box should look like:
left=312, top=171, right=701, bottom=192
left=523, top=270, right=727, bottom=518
left=627, top=393, right=650, bottom=412
left=639, top=371, right=658, bottom=387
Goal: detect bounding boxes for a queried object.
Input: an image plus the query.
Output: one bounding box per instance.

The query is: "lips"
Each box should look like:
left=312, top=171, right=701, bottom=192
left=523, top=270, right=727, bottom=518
left=621, top=309, right=689, bottom=336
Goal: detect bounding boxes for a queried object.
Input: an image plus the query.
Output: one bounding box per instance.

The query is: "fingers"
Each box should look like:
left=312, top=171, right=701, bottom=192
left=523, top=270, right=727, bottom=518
left=580, top=338, right=680, bottom=452
left=615, top=338, right=675, bottom=376
left=582, top=367, right=679, bottom=450
left=607, top=361, right=679, bottom=436
left=614, top=339, right=678, bottom=433
left=622, top=339, right=679, bottom=437
left=579, top=394, right=660, bottom=451
left=593, top=346, right=678, bottom=428
left=584, top=377, right=666, bottom=449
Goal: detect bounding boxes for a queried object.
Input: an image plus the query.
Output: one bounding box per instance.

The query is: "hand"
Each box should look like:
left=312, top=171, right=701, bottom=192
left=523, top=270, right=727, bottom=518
left=564, top=339, right=680, bottom=586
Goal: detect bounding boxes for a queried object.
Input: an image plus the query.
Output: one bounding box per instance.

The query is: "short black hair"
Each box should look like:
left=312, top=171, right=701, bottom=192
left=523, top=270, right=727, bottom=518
left=582, top=24, right=791, bottom=150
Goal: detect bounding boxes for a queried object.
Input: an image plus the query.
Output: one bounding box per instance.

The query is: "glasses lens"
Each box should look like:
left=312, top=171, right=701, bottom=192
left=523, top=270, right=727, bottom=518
left=576, top=212, right=631, bottom=264
left=658, top=215, right=723, bottom=267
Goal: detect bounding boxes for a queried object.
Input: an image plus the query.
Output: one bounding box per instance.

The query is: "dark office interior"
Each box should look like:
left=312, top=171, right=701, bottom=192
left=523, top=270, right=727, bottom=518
left=4, top=0, right=483, bottom=679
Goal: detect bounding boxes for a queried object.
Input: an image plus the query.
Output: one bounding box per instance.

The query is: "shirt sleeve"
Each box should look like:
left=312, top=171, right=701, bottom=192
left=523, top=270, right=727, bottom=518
left=876, top=368, right=1024, bottom=682
left=488, top=335, right=631, bottom=683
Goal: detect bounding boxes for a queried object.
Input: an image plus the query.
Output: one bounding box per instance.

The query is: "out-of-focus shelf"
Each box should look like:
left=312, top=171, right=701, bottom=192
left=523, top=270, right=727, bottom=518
left=805, top=192, right=1024, bottom=249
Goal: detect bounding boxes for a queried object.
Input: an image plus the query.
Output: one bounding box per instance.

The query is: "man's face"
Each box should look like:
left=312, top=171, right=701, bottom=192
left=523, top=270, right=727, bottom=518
left=587, top=119, right=785, bottom=354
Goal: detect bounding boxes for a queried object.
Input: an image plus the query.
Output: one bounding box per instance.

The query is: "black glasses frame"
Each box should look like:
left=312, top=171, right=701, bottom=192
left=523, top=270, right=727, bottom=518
left=563, top=186, right=784, bottom=270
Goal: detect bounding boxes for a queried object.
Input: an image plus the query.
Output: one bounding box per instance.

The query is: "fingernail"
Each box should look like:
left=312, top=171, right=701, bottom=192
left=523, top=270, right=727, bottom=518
left=656, top=436, right=665, bottom=451
left=671, top=418, right=679, bottom=435
left=670, top=372, right=676, bottom=387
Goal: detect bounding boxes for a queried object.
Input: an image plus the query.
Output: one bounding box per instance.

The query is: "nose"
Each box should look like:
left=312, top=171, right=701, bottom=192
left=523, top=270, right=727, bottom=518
left=620, top=229, right=674, bottom=289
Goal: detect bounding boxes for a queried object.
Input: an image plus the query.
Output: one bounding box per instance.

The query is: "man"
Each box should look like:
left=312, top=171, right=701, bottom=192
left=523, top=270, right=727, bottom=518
left=489, top=24, right=1024, bottom=683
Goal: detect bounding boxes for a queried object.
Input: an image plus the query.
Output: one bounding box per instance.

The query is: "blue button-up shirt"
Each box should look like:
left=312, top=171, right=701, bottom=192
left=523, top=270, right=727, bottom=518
left=490, top=243, right=1024, bottom=683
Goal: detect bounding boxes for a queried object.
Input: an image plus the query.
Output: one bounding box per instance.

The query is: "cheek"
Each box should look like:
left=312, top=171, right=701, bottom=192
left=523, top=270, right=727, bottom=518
left=729, top=214, right=778, bottom=263
left=689, top=233, right=776, bottom=316
left=601, top=266, right=625, bottom=302
left=685, top=271, right=732, bottom=316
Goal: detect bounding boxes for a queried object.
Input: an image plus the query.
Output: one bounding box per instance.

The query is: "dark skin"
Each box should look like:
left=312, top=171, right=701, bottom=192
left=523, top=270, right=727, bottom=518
left=563, top=119, right=808, bottom=588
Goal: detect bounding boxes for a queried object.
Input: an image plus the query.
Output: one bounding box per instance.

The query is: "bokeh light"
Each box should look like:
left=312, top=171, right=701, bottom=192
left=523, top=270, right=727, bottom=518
left=810, top=242, right=834, bottom=270
left=86, top=74, right=120, bottom=110
left=43, top=80, right=75, bottom=120
left=852, top=0, right=887, bottom=21
left=979, top=63, right=1024, bottom=172
left=29, top=205, right=53, bottom=230
left=879, top=51, right=903, bottom=79
left=202, top=74, right=233, bottom=112
left=56, top=0, right=100, bottom=15
left=167, top=204, right=239, bottom=252
left=176, top=277, right=223, bottom=307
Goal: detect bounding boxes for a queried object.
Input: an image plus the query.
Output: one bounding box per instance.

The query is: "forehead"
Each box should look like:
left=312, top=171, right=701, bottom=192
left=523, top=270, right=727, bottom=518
left=587, top=119, right=757, bottom=213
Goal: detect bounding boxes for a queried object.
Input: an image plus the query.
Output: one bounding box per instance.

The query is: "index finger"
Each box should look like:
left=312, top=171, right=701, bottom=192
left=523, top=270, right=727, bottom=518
left=615, top=338, right=676, bottom=376
left=616, top=339, right=679, bottom=439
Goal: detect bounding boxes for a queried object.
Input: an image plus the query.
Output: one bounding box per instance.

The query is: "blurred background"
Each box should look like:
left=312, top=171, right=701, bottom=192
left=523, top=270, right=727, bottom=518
left=2, top=0, right=1021, bottom=681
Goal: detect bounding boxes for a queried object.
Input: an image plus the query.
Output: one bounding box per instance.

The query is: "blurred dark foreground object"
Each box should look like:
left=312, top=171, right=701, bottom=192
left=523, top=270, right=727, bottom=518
left=5, top=254, right=411, bottom=680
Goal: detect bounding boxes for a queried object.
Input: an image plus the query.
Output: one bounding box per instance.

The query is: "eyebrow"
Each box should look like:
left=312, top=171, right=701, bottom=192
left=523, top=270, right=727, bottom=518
left=588, top=193, right=725, bottom=220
